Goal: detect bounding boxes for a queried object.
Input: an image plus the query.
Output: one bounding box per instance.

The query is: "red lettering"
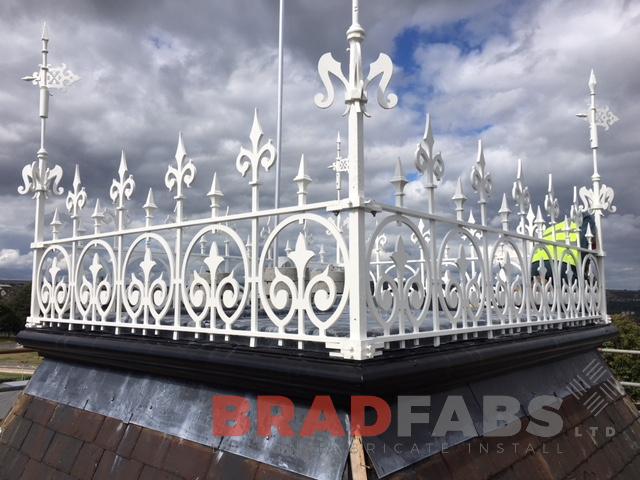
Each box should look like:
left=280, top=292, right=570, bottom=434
left=212, top=395, right=251, bottom=436
left=300, top=395, right=345, bottom=437
left=257, top=396, right=295, bottom=437
left=351, top=396, right=391, bottom=437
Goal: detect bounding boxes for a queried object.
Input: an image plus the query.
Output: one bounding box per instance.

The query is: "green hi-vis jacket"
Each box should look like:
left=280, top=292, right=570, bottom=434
left=531, top=221, right=581, bottom=267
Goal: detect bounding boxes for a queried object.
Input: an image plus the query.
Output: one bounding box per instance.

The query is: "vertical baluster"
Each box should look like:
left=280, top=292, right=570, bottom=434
left=207, top=174, right=224, bottom=341
left=415, top=114, right=445, bottom=346
left=236, top=110, right=276, bottom=348
left=470, top=140, right=493, bottom=338
left=165, top=133, right=196, bottom=340
left=110, top=150, right=135, bottom=334
left=141, top=188, right=157, bottom=335
left=544, top=173, right=561, bottom=327
left=66, top=165, right=87, bottom=331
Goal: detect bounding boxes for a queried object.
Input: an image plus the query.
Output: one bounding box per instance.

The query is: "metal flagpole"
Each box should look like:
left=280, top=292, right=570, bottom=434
left=273, top=0, right=284, bottom=265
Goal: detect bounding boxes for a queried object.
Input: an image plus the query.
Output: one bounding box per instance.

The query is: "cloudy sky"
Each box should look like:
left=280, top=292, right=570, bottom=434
left=0, top=0, right=638, bottom=289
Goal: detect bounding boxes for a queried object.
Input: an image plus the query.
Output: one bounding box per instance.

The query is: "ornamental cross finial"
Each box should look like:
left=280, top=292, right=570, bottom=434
left=65, top=164, right=87, bottom=220
left=110, top=150, right=135, bottom=211
left=22, top=23, right=79, bottom=91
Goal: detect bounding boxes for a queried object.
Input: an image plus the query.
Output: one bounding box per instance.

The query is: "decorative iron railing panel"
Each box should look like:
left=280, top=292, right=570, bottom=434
left=19, top=3, right=615, bottom=359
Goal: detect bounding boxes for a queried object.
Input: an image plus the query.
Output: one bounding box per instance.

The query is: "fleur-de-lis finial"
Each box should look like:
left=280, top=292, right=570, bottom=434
left=110, top=150, right=135, bottom=211
left=165, top=132, right=196, bottom=201
left=236, top=110, right=276, bottom=184
left=236, top=110, right=276, bottom=212
left=65, top=164, right=87, bottom=220
left=570, top=186, right=583, bottom=229
left=415, top=114, right=444, bottom=184
left=470, top=140, right=492, bottom=207
left=544, top=173, right=560, bottom=223
left=512, top=158, right=531, bottom=233
left=415, top=114, right=444, bottom=213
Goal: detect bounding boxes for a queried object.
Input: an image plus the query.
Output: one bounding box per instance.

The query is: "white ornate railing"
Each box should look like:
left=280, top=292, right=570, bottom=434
left=18, top=3, right=616, bottom=359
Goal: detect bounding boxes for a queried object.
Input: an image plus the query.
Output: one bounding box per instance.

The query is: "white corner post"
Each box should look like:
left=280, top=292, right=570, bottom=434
left=315, top=0, right=396, bottom=358
left=345, top=0, right=368, bottom=360
left=30, top=25, right=51, bottom=324
left=19, top=23, right=77, bottom=326
left=273, top=0, right=285, bottom=264
left=577, top=70, right=617, bottom=323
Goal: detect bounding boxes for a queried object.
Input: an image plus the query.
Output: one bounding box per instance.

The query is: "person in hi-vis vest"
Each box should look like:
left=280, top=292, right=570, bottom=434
left=530, top=213, right=596, bottom=282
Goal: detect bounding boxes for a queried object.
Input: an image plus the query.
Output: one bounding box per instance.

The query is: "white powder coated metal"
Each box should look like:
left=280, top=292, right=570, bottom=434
left=19, top=3, right=615, bottom=359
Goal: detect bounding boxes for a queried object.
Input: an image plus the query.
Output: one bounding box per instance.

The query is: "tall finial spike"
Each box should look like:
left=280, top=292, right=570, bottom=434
left=118, top=150, right=128, bottom=177
left=352, top=0, right=360, bottom=25
left=73, top=164, right=81, bottom=190
left=423, top=113, right=434, bottom=156
left=41, top=21, right=49, bottom=40
left=588, top=69, right=597, bottom=93
left=175, top=131, right=186, bottom=161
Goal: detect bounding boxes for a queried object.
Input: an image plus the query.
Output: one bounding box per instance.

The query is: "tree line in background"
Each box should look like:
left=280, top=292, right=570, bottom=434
left=0, top=283, right=30, bottom=335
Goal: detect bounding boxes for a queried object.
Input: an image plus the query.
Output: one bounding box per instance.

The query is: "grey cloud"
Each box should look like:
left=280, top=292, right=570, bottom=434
left=0, top=0, right=638, bottom=290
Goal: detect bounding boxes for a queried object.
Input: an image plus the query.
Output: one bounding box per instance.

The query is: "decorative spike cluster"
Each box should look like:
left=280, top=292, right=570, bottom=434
left=65, top=165, right=87, bottom=221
